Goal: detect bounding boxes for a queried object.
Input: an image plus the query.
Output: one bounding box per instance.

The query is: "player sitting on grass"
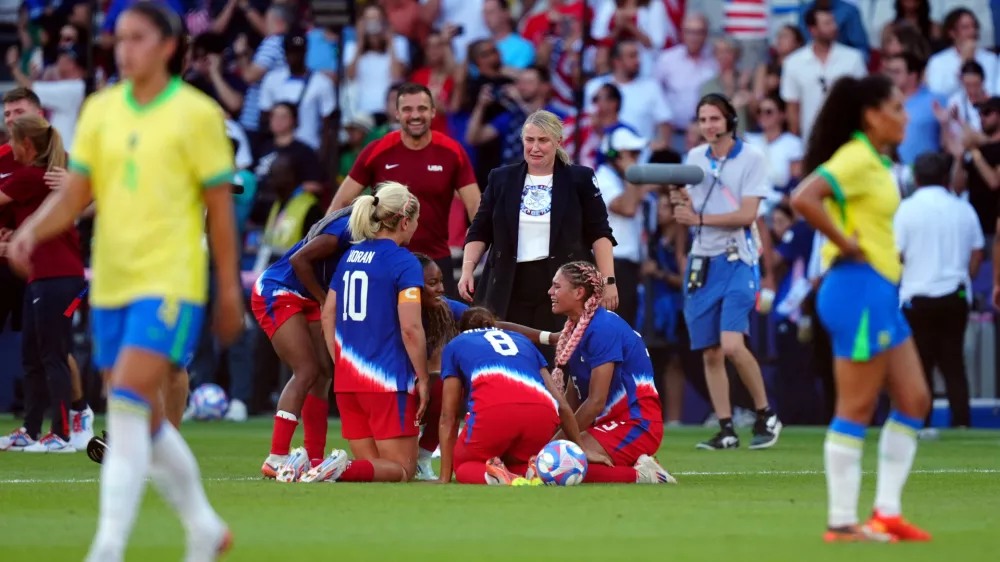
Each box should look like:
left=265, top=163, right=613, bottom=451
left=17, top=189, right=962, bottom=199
left=412, top=252, right=467, bottom=480
left=532, top=261, right=675, bottom=484
left=436, top=307, right=612, bottom=484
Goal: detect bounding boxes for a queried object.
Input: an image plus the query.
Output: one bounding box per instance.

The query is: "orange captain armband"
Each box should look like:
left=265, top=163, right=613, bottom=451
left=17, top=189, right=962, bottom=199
left=398, top=287, right=421, bottom=304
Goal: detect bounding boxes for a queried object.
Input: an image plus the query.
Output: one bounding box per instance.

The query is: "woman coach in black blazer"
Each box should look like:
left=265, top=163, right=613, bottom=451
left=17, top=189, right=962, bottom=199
left=458, top=109, right=618, bottom=336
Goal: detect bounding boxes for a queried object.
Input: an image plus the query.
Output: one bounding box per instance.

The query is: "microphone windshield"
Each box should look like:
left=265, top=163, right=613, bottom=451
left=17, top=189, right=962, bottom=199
left=624, top=164, right=706, bottom=186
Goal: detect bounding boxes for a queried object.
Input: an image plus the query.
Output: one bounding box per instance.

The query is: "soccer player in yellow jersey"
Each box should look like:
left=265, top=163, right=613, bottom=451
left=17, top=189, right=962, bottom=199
left=791, top=74, right=932, bottom=543
left=8, top=2, right=243, bottom=561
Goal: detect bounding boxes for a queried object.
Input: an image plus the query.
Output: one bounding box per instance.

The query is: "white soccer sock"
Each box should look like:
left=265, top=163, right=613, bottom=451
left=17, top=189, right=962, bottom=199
left=150, top=423, right=222, bottom=533
left=824, top=418, right=866, bottom=528
left=874, top=411, right=921, bottom=517
left=85, top=392, right=153, bottom=562
left=418, top=447, right=434, bottom=461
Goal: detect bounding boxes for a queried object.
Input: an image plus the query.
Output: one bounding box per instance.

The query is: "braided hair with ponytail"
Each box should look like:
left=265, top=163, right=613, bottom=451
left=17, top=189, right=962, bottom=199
left=551, top=261, right=606, bottom=395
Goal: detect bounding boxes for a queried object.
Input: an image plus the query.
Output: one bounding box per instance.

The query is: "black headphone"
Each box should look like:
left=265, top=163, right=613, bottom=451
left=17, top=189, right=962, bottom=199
left=697, top=93, right=738, bottom=135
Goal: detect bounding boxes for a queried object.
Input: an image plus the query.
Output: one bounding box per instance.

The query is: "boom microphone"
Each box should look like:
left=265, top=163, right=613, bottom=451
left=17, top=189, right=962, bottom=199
left=624, top=164, right=706, bottom=186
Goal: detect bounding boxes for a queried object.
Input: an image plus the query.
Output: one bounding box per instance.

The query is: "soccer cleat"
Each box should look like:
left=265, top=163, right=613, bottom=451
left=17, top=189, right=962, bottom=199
left=868, top=510, right=932, bottom=542
left=87, top=431, right=108, bottom=464
left=23, top=432, right=77, bottom=453
left=634, top=454, right=678, bottom=484
left=696, top=430, right=739, bottom=450
left=69, top=407, right=95, bottom=450
left=261, top=454, right=288, bottom=479
left=415, top=452, right=438, bottom=481
left=749, top=412, right=783, bottom=450
left=823, top=524, right=897, bottom=543
left=223, top=399, right=248, bottom=423
left=524, top=455, right=539, bottom=480
left=0, top=427, right=36, bottom=451
left=300, top=449, right=348, bottom=483
left=484, top=457, right=518, bottom=485
left=275, top=447, right=309, bottom=483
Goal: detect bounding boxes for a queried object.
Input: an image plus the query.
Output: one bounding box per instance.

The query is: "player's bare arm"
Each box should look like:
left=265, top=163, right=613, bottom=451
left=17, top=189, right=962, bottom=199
left=321, top=289, right=339, bottom=361
left=436, top=377, right=465, bottom=483
left=205, top=184, right=245, bottom=345
left=289, top=233, right=341, bottom=305
left=540, top=368, right=613, bottom=467
left=573, top=362, right=615, bottom=434
left=399, top=297, right=430, bottom=421
left=8, top=171, right=92, bottom=274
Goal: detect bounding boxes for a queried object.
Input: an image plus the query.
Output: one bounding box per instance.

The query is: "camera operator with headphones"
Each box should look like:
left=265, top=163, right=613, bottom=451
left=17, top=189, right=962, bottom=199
left=671, top=93, right=783, bottom=451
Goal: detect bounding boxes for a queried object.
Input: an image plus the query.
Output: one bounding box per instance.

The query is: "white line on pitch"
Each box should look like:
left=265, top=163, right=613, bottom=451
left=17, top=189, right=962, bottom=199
left=2, top=468, right=998, bottom=485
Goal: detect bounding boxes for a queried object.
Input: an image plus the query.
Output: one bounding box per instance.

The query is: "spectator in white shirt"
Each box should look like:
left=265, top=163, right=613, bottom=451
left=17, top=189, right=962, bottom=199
left=235, top=5, right=292, bottom=149
left=594, top=126, right=650, bottom=328
left=947, top=61, right=989, bottom=133
left=5, top=43, right=86, bottom=150
left=345, top=3, right=409, bottom=117
left=780, top=4, right=866, bottom=142
left=584, top=40, right=673, bottom=146
left=896, top=152, right=982, bottom=429
left=260, top=31, right=336, bottom=151
left=654, top=12, right=718, bottom=152
left=744, top=93, right=804, bottom=192
left=926, top=8, right=998, bottom=98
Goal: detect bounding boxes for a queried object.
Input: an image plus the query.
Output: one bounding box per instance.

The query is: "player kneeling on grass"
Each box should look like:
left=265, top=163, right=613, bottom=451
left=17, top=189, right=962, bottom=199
left=537, top=261, right=675, bottom=484
left=296, top=183, right=430, bottom=483
left=411, top=253, right=468, bottom=480
left=435, top=307, right=613, bottom=484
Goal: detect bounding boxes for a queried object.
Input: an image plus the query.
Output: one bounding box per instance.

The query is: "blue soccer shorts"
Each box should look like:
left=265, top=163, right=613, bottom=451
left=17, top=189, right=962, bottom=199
left=816, top=262, right=911, bottom=362
left=91, top=297, right=205, bottom=370
left=683, top=254, right=757, bottom=350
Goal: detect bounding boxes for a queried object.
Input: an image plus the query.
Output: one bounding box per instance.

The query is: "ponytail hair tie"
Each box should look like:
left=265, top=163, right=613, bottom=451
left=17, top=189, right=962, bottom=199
left=372, top=196, right=380, bottom=206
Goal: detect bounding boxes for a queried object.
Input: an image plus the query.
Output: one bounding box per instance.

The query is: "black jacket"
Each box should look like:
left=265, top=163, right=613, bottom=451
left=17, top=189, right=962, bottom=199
left=466, top=160, right=616, bottom=318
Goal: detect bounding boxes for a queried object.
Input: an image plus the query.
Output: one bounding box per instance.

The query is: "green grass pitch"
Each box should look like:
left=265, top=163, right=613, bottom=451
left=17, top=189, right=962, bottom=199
left=1, top=417, right=998, bottom=561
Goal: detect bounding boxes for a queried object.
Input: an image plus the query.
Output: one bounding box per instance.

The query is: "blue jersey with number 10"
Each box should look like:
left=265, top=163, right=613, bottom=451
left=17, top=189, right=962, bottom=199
left=441, top=329, right=558, bottom=416
left=333, top=239, right=424, bottom=394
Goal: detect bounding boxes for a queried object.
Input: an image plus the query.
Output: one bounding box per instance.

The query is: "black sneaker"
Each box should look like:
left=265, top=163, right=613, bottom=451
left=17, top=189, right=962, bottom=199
left=696, top=430, right=739, bottom=450
left=86, top=431, right=108, bottom=465
left=749, top=412, right=782, bottom=450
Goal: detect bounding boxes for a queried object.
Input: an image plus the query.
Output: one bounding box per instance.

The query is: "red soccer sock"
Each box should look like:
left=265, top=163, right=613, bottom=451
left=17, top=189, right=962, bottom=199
left=270, top=414, right=299, bottom=456
left=418, top=378, right=443, bottom=452
left=455, top=462, right=489, bottom=484
left=339, top=460, right=375, bottom=482
left=301, top=395, right=329, bottom=461
left=584, top=464, right=638, bottom=483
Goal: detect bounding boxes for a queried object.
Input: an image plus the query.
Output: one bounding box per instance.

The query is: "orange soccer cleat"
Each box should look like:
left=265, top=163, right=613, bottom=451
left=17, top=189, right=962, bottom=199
left=484, top=457, right=518, bottom=485
left=868, top=510, right=932, bottom=542
left=823, top=524, right=897, bottom=543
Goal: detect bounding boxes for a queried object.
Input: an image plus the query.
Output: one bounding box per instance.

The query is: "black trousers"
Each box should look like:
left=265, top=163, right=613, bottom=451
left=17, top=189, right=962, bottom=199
left=613, top=258, right=640, bottom=328
left=903, top=290, right=971, bottom=427
left=22, top=277, right=85, bottom=440
left=506, top=260, right=565, bottom=367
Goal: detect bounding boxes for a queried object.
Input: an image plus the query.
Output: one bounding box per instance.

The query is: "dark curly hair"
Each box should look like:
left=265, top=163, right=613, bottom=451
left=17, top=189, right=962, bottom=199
left=413, top=252, right=458, bottom=354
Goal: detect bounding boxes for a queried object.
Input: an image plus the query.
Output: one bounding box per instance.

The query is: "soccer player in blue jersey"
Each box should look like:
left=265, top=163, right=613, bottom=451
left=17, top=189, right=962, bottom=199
left=254, top=207, right=354, bottom=477
left=411, top=252, right=466, bottom=480
left=310, top=181, right=430, bottom=483
left=544, top=261, right=676, bottom=484
left=437, top=307, right=611, bottom=484
left=8, top=2, right=241, bottom=560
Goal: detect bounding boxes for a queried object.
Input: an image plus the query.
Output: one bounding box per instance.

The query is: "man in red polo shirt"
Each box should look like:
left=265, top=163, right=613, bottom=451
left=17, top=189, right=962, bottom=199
left=330, top=83, right=480, bottom=297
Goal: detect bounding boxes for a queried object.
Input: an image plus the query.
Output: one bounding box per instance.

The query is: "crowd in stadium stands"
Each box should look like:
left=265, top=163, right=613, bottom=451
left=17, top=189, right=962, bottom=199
left=4, top=0, right=999, bottom=428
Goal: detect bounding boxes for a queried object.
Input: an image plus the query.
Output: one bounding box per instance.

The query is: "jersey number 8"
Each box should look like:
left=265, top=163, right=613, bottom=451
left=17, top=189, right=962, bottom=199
left=484, top=330, right=518, bottom=356
left=341, top=271, right=369, bottom=321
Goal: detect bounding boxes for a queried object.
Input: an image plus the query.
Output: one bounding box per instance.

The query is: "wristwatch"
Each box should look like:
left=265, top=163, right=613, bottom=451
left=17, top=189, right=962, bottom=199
left=605, top=276, right=616, bottom=286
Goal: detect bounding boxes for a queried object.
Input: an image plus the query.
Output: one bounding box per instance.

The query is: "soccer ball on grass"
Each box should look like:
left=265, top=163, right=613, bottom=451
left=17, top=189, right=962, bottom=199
left=535, top=440, right=588, bottom=486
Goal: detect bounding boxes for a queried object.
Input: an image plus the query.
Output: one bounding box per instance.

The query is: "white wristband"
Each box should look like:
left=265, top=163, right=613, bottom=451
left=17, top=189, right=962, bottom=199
left=540, top=331, right=552, bottom=345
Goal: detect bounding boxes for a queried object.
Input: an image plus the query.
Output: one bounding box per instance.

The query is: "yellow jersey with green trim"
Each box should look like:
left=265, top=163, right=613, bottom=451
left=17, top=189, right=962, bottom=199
left=816, top=133, right=902, bottom=283
left=69, top=78, right=233, bottom=307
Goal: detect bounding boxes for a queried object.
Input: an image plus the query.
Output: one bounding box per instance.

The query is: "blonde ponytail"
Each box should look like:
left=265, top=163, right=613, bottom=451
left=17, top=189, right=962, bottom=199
left=347, top=181, right=420, bottom=242
left=9, top=114, right=66, bottom=172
